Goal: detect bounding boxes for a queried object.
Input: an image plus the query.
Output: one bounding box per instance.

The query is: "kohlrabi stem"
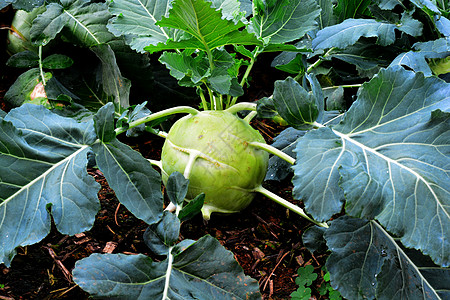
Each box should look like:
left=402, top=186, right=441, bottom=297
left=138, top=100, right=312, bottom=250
left=115, top=106, right=199, bottom=135
left=225, top=102, right=257, bottom=114
left=218, top=94, right=223, bottom=110
left=205, top=45, right=215, bottom=71
left=244, top=111, right=258, bottom=123
left=254, top=185, right=328, bottom=228
left=38, top=46, right=46, bottom=86
left=148, top=159, right=162, bottom=169
left=313, top=121, right=325, bottom=128
left=157, top=131, right=168, bottom=138
left=206, top=86, right=217, bottom=110
left=229, top=47, right=261, bottom=107
left=322, top=84, right=363, bottom=90
left=198, top=87, right=209, bottom=110
left=250, top=142, right=296, bottom=165
left=303, top=47, right=337, bottom=75
left=238, top=53, right=256, bottom=87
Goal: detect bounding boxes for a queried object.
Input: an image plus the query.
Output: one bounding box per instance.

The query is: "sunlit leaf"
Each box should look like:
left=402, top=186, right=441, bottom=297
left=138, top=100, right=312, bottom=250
left=249, top=0, right=320, bottom=44
left=107, top=0, right=174, bottom=53
left=145, top=0, right=261, bottom=53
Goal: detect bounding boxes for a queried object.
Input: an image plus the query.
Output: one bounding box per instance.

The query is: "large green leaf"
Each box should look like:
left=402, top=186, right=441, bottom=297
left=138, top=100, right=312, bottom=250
left=143, top=211, right=180, bottom=255
left=145, top=0, right=261, bottom=53
left=390, top=52, right=434, bottom=76
left=159, top=49, right=243, bottom=95
left=4, top=68, right=49, bottom=107
left=330, top=42, right=393, bottom=77
left=92, top=138, right=163, bottom=225
left=373, top=0, right=405, bottom=10
left=265, top=127, right=305, bottom=181
left=93, top=102, right=117, bottom=143
left=389, top=38, right=450, bottom=76
left=0, top=0, right=44, bottom=11
left=0, top=104, right=100, bottom=267
left=292, top=66, right=450, bottom=266
left=210, top=0, right=245, bottom=21
left=166, top=171, right=189, bottom=206
left=413, top=38, right=450, bottom=57
left=73, top=235, right=261, bottom=299
left=410, top=0, right=440, bottom=13
left=435, top=16, right=450, bottom=36
left=60, top=1, right=115, bottom=47
left=272, top=77, right=320, bottom=130
left=312, top=18, right=422, bottom=50
left=316, top=0, right=337, bottom=29
left=31, top=0, right=115, bottom=47
left=158, top=51, right=210, bottom=84
left=91, top=105, right=163, bottom=225
left=324, top=216, right=447, bottom=299
left=107, top=0, right=174, bottom=53
left=248, top=0, right=321, bottom=44
left=91, top=44, right=131, bottom=111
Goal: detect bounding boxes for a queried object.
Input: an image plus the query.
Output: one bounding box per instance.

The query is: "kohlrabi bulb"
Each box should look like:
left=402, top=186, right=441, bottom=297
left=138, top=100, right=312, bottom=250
left=161, top=111, right=269, bottom=220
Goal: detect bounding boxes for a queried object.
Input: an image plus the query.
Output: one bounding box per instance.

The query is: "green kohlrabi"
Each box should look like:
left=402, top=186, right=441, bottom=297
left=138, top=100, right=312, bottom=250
left=161, top=110, right=269, bottom=220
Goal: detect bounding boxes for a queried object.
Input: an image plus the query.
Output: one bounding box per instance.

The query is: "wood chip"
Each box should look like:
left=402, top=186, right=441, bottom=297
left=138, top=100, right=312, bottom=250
left=268, top=280, right=274, bottom=298
left=295, top=255, right=304, bottom=266
left=74, top=233, right=85, bottom=238
left=103, top=241, right=118, bottom=253
left=252, top=247, right=265, bottom=260
left=122, top=251, right=139, bottom=255
left=74, top=237, right=91, bottom=245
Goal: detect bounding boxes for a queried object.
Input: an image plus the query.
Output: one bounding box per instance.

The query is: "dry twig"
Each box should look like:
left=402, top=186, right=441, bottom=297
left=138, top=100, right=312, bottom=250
left=261, top=251, right=290, bottom=291
left=44, top=246, right=72, bottom=283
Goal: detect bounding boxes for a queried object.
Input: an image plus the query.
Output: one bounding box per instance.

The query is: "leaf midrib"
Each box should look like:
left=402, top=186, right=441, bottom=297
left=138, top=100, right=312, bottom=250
left=137, top=0, right=170, bottom=39
left=21, top=128, right=88, bottom=148
left=64, top=8, right=101, bottom=45
left=371, top=220, right=442, bottom=299
left=0, top=145, right=89, bottom=226
left=332, top=127, right=449, bottom=220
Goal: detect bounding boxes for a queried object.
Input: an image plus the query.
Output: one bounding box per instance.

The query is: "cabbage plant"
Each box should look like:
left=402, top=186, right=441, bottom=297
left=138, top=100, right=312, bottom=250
left=1, top=0, right=449, bottom=299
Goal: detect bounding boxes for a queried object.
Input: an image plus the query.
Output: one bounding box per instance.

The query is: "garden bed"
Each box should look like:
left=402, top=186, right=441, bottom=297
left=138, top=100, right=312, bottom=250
left=1, top=1, right=448, bottom=299
left=0, top=10, right=326, bottom=297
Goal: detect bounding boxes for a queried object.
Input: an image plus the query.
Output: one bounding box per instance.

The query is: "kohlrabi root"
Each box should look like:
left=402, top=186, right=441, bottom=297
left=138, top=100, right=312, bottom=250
left=161, top=110, right=269, bottom=220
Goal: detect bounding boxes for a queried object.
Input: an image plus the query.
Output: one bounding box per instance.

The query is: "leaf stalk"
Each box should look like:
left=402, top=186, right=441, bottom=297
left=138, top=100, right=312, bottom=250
left=38, top=46, right=46, bottom=85
left=254, top=185, right=328, bottom=228
left=115, top=106, right=199, bottom=135
left=229, top=47, right=261, bottom=107
left=249, top=142, right=296, bottom=165
left=225, top=102, right=257, bottom=114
